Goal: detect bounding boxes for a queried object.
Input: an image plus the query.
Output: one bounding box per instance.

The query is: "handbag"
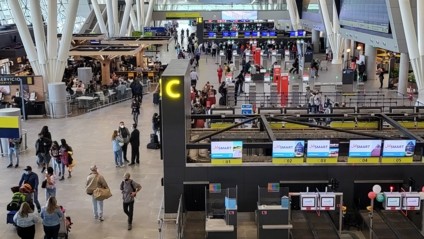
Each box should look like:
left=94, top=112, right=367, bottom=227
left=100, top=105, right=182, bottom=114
left=119, top=142, right=124, bottom=147
left=41, top=179, right=47, bottom=189
left=93, top=187, right=112, bottom=201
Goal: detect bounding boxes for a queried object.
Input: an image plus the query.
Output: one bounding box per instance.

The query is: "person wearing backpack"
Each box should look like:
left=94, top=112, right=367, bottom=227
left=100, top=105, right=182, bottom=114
left=19, top=166, right=41, bottom=213
left=7, top=137, right=21, bottom=168
left=120, top=172, right=142, bottom=230
left=118, top=122, right=131, bottom=163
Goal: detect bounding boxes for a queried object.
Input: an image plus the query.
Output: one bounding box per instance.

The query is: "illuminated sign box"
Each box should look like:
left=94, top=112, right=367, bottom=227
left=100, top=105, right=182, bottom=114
left=402, top=193, right=420, bottom=210
left=251, top=32, right=258, bottom=37
left=319, top=193, right=336, bottom=210
left=383, top=192, right=402, bottom=210
left=300, top=193, right=318, bottom=210
left=223, top=31, right=230, bottom=37
left=307, top=140, right=330, bottom=157
left=272, top=141, right=305, bottom=158
left=211, top=141, right=243, bottom=165
left=382, top=140, right=416, bottom=157
left=208, top=32, right=216, bottom=38
left=244, top=31, right=251, bottom=37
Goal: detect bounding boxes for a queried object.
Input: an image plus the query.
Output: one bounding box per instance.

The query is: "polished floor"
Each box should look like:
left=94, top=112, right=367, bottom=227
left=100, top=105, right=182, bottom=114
left=0, top=22, right=391, bottom=239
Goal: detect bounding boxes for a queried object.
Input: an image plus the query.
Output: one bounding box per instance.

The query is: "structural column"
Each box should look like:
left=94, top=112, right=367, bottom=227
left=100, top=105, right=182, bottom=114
left=136, top=49, right=145, bottom=68
left=101, top=59, right=111, bottom=86
left=312, top=30, right=320, bottom=53
left=144, top=0, right=155, bottom=27
left=287, top=0, right=301, bottom=30
left=364, top=44, right=376, bottom=81
left=398, top=53, right=409, bottom=95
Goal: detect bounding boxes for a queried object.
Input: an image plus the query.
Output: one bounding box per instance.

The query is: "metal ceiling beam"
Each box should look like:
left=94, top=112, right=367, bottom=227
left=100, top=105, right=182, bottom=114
left=271, top=116, right=390, bottom=139
left=190, top=117, right=259, bottom=143
left=260, top=114, right=276, bottom=142
left=379, top=113, right=424, bottom=142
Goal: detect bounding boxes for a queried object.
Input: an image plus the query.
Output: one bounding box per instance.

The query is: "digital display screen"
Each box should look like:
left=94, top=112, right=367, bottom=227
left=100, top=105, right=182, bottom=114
left=290, top=31, right=297, bottom=37
left=349, top=140, right=382, bottom=157
left=302, top=197, right=316, bottom=207
left=261, top=31, right=268, bottom=37
left=386, top=197, right=400, bottom=207
left=230, top=31, right=237, bottom=37
left=321, top=197, right=335, bottom=207
left=208, top=32, right=216, bottom=38
left=222, top=31, right=230, bottom=37
left=339, top=0, right=390, bottom=33
left=244, top=31, right=251, bottom=37
left=273, top=141, right=305, bottom=158
left=297, top=30, right=305, bottom=37
left=222, top=11, right=258, bottom=20
left=211, top=141, right=243, bottom=159
left=251, top=32, right=258, bottom=37
left=382, top=140, right=416, bottom=157
left=405, top=197, right=420, bottom=207
left=269, top=31, right=276, bottom=37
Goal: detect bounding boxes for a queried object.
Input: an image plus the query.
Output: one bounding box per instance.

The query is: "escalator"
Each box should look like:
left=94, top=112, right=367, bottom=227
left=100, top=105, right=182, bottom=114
left=379, top=211, right=424, bottom=239
left=360, top=210, right=424, bottom=239
left=291, top=211, right=340, bottom=239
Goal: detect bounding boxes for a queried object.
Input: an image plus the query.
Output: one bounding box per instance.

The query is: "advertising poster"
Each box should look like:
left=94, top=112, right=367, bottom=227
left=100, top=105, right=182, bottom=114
left=382, top=140, right=416, bottom=157
left=211, top=141, right=243, bottom=165
left=349, top=140, right=382, bottom=157
left=272, top=141, right=304, bottom=164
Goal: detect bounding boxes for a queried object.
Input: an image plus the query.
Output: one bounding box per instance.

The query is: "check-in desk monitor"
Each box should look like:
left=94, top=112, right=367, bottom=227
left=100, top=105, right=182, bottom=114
left=205, top=186, right=238, bottom=239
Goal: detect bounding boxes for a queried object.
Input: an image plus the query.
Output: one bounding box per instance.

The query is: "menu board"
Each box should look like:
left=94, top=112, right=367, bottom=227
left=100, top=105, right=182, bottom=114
left=349, top=140, right=382, bottom=157
left=272, top=141, right=305, bottom=164
left=211, top=141, right=243, bottom=165
left=382, top=140, right=416, bottom=157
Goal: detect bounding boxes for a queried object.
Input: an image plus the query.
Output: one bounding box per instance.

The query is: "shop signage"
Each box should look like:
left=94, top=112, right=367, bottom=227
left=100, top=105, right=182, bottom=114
left=0, top=75, right=34, bottom=85
left=211, top=141, right=243, bottom=165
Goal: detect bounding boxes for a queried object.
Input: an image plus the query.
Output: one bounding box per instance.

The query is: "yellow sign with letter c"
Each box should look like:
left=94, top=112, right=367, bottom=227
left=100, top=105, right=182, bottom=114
left=165, top=79, right=181, bottom=99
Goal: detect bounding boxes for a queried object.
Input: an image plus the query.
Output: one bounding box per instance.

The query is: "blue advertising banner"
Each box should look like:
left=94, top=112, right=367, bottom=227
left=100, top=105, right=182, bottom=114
left=272, top=141, right=305, bottom=158
left=382, top=140, right=416, bottom=157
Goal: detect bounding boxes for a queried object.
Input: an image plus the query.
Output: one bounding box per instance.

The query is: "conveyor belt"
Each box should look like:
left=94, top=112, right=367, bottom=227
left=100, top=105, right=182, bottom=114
left=360, top=211, right=398, bottom=239
left=291, top=211, right=315, bottom=239
left=379, top=211, right=424, bottom=239
left=304, top=211, right=340, bottom=239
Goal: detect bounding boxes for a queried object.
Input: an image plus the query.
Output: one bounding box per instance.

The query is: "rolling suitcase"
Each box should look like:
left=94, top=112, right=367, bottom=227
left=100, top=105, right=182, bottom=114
left=153, top=93, right=160, bottom=105
left=147, top=133, right=160, bottom=149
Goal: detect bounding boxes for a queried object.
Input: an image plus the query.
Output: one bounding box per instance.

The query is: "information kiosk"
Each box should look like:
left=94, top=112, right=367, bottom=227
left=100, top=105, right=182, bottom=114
left=256, top=184, right=291, bottom=239
left=205, top=184, right=237, bottom=239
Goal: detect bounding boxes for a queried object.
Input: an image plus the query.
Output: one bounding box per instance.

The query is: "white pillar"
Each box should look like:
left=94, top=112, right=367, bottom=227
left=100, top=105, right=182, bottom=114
left=130, top=5, right=138, bottom=31
left=344, top=39, right=351, bottom=53
left=319, top=0, right=343, bottom=64
left=286, top=0, right=301, bottom=30
left=29, top=0, right=48, bottom=86
left=112, top=0, right=119, bottom=36
left=398, top=53, right=409, bottom=95
left=136, top=0, right=142, bottom=31
left=140, top=0, right=145, bottom=27
left=120, top=0, right=132, bottom=36
left=47, top=83, right=67, bottom=118
left=91, top=0, right=108, bottom=34
left=365, top=44, right=376, bottom=81
left=312, top=30, right=320, bottom=53
left=144, top=0, right=155, bottom=27
left=106, top=0, right=115, bottom=37
left=57, top=0, right=80, bottom=80
left=8, top=0, right=39, bottom=74
left=47, top=0, right=57, bottom=63
left=398, top=0, right=423, bottom=103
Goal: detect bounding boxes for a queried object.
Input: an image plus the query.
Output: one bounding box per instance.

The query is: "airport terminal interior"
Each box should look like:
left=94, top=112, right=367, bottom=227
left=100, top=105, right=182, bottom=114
left=1, top=0, right=424, bottom=239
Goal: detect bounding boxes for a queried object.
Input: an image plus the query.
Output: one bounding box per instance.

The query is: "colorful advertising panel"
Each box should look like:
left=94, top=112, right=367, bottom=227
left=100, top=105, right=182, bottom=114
left=244, top=31, right=251, bottom=37
left=382, top=140, right=416, bottom=157
left=349, top=140, right=382, bottom=157
left=211, top=141, right=243, bottom=165
left=307, top=140, right=330, bottom=157
left=273, top=141, right=305, bottom=158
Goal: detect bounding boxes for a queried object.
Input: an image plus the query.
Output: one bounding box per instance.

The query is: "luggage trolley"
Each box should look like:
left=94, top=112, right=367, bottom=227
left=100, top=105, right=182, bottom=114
left=58, top=207, right=72, bottom=239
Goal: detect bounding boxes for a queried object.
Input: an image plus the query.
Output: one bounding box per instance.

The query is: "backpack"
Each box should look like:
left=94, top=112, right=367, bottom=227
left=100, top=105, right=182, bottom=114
left=7, top=192, right=26, bottom=211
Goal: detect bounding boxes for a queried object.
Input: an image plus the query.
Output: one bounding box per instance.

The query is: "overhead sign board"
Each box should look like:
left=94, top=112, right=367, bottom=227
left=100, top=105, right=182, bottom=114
left=272, top=141, right=305, bottom=164
left=349, top=140, right=382, bottom=157
left=211, top=141, right=243, bottom=165
left=382, top=140, right=416, bottom=157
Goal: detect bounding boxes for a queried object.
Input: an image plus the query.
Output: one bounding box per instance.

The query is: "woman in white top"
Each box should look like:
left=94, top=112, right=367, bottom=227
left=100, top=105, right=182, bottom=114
left=45, top=167, right=56, bottom=201
left=13, top=202, right=39, bottom=239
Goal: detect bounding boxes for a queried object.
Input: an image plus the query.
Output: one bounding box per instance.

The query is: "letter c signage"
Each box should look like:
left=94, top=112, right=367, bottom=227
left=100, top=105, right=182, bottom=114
left=165, top=79, right=181, bottom=99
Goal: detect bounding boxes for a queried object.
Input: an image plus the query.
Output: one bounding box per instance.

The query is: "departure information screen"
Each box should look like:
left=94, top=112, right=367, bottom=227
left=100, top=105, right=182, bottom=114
left=339, top=0, right=390, bottom=33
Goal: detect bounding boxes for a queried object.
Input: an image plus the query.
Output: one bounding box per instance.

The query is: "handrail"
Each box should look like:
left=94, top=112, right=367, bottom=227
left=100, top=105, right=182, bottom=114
left=157, top=195, right=164, bottom=239
left=176, top=195, right=184, bottom=239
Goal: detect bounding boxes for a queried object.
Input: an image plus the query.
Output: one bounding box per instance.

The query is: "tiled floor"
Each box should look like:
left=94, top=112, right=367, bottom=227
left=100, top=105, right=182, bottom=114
left=0, top=21, right=394, bottom=239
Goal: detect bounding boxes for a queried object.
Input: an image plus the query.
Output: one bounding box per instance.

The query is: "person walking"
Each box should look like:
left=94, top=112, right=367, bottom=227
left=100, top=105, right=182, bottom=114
left=129, top=124, right=140, bottom=166
left=120, top=172, right=142, bottom=230
left=39, top=126, right=52, bottom=170
left=378, top=67, right=385, bottom=89
left=35, top=133, right=52, bottom=173
left=131, top=98, right=140, bottom=125
left=19, top=166, right=41, bottom=213
left=7, top=137, right=21, bottom=168
left=44, top=167, right=56, bottom=201
left=217, top=65, right=223, bottom=84
left=112, top=130, right=124, bottom=167
left=13, top=202, right=39, bottom=239
left=86, top=165, right=109, bottom=221
left=152, top=113, right=161, bottom=135
left=50, top=141, right=61, bottom=178
left=190, top=69, right=199, bottom=87
left=118, top=121, right=130, bottom=163
left=40, top=196, right=63, bottom=239
left=59, top=139, right=73, bottom=180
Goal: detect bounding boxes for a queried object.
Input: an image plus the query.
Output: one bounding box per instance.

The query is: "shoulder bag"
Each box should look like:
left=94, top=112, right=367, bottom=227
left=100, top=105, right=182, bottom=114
left=93, top=187, right=112, bottom=201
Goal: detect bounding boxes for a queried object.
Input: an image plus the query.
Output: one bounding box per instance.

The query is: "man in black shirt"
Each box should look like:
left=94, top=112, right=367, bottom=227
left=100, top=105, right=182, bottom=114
left=129, top=124, right=140, bottom=165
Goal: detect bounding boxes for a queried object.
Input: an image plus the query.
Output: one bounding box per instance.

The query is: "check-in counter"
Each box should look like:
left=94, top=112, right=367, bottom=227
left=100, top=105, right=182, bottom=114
left=256, top=205, right=291, bottom=239
left=206, top=208, right=237, bottom=239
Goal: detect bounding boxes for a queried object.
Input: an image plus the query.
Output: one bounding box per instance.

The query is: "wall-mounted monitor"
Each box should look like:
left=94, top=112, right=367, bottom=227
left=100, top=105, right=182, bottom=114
left=223, top=31, right=230, bottom=37
left=300, top=193, right=318, bottom=210
left=211, top=141, right=243, bottom=159
left=269, top=31, right=276, bottom=37
left=267, top=183, right=280, bottom=192
left=289, top=31, right=297, bottom=37
left=307, top=140, right=330, bottom=157
left=297, top=30, right=305, bottom=37
left=251, top=31, right=258, bottom=37
left=349, top=140, right=382, bottom=157
left=261, top=31, right=268, bottom=37
left=230, top=31, right=237, bottom=37
left=208, top=32, right=216, bottom=38
left=244, top=31, right=251, bottom=37
left=382, top=140, right=416, bottom=157
left=273, top=141, right=305, bottom=158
